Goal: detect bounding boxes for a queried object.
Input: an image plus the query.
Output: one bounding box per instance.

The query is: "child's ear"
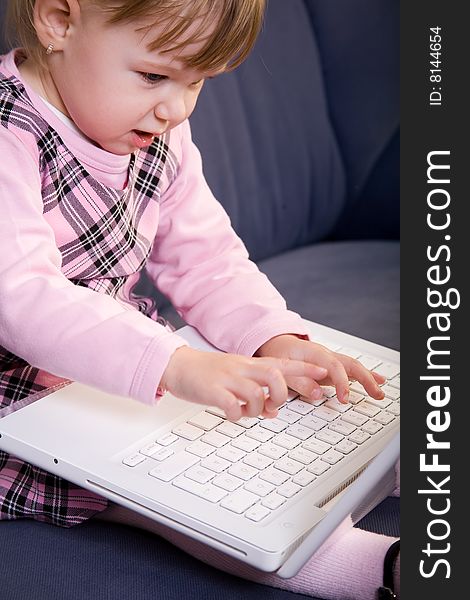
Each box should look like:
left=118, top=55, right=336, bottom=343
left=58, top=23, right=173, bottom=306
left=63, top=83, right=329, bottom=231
left=33, top=0, right=81, bottom=52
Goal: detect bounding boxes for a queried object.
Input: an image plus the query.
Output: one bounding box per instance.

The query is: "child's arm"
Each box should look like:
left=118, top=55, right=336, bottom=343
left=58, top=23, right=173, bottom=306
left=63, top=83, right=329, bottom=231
left=146, top=120, right=309, bottom=359
left=0, top=130, right=187, bottom=405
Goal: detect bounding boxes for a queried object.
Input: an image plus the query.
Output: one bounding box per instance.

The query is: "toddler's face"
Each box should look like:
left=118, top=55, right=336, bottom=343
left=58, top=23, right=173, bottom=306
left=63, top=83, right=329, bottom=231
left=45, top=9, right=222, bottom=154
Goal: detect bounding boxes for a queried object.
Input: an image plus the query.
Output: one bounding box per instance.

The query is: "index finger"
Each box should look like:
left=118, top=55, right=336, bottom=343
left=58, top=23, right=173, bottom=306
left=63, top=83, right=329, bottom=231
left=258, top=357, right=328, bottom=382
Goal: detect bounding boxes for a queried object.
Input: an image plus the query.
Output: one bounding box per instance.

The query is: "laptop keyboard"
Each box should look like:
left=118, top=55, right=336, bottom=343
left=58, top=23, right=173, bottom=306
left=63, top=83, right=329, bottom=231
left=122, top=344, right=400, bottom=523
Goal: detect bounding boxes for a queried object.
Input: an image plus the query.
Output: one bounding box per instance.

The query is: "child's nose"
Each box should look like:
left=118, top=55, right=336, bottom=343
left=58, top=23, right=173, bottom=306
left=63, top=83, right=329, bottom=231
left=154, top=90, right=189, bottom=126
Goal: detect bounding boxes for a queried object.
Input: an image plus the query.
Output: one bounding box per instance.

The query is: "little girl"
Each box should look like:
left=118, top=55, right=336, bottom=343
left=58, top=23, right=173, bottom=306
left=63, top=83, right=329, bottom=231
left=0, top=1, right=399, bottom=598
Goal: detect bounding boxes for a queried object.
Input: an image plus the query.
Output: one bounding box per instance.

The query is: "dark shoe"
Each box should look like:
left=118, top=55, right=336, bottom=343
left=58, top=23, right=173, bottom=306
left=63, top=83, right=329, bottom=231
left=377, top=539, right=400, bottom=599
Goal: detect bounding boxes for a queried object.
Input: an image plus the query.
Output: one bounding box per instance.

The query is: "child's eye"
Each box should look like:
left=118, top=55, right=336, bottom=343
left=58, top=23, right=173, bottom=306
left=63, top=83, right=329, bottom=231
left=139, top=72, right=166, bottom=85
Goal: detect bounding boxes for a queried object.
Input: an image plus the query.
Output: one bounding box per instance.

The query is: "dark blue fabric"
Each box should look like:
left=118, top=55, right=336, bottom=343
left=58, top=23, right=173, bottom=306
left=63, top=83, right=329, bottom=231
left=0, top=499, right=399, bottom=600
left=304, top=0, right=399, bottom=240
left=258, top=240, right=400, bottom=350
left=190, top=0, right=346, bottom=261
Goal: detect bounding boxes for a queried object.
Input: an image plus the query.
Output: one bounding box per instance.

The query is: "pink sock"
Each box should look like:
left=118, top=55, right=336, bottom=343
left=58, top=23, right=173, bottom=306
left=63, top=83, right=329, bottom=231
left=97, top=504, right=398, bottom=600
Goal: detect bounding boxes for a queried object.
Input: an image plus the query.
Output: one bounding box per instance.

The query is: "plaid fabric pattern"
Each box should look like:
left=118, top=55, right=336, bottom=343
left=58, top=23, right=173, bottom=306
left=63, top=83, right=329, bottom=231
left=0, top=71, right=178, bottom=524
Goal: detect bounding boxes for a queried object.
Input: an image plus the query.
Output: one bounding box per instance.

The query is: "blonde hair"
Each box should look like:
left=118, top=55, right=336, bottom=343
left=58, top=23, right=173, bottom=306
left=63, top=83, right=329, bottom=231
left=6, top=0, right=266, bottom=71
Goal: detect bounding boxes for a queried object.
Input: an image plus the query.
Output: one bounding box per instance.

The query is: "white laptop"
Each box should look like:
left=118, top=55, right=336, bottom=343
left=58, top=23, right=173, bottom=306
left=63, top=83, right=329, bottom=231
left=0, top=320, right=399, bottom=576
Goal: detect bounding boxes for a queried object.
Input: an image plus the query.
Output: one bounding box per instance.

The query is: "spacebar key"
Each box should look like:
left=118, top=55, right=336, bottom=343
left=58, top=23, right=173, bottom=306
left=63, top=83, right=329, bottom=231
left=149, top=451, right=199, bottom=482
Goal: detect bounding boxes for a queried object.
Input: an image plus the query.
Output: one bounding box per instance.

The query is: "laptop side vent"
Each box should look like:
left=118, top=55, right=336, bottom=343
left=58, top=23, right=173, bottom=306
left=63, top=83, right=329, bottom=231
left=315, top=465, right=367, bottom=509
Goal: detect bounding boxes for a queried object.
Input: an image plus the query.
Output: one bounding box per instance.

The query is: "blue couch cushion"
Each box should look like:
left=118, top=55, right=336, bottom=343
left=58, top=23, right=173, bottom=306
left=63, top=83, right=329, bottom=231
left=1, top=498, right=399, bottom=600
left=189, top=0, right=346, bottom=262
left=305, top=0, right=399, bottom=240
left=258, top=240, right=400, bottom=350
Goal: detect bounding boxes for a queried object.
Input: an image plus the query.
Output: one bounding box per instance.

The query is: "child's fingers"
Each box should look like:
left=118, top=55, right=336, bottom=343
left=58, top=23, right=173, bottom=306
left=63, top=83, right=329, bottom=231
left=227, top=377, right=266, bottom=417
left=217, top=388, right=244, bottom=422
left=284, top=375, right=323, bottom=401
left=257, top=356, right=328, bottom=382
left=346, top=360, right=385, bottom=400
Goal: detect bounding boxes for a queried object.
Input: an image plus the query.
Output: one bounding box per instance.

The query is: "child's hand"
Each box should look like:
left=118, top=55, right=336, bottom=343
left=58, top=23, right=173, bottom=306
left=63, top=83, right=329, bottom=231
left=255, top=334, right=386, bottom=405
left=159, top=346, right=328, bottom=421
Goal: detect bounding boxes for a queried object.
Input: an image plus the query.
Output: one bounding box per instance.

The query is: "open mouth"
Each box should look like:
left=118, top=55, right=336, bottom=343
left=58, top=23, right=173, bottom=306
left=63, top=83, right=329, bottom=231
left=131, top=129, right=155, bottom=148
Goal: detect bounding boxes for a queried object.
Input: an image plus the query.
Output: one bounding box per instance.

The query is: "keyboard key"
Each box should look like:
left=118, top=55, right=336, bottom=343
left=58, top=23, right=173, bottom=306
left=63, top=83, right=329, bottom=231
left=246, top=425, right=275, bottom=443
left=365, top=397, right=392, bottom=408
left=307, top=460, right=330, bottom=476
left=277, top=482, right=302, bottom=498
left=245, top=504, right=271, bottom=522
left=245, top=478, right=276, bottom=497
left=216, top=445, right=247, bottom=463
left=212, top=473, right=244, bottom=492
left=362, top=421, right=383, bottom=435
left=231, top=435, right=260, bottom=452
left=259, top=418, right=288, bottom=433
left=205, top=406, right=227, bottom=418
left=277, top=407, right=302, bottom=424
left=381, top=385, right=400, bottom=400
left=200, top=455, right=231, bottom=473
left=387, top=403, right=400, bottom=416
left=374, top=362, right=400, bottom=379
left=314, top=407, right=339, bottom=422
left=261, top=492, right=287, bottom=510
left=302, top=438, right=330, bottom=455
left=275, top=457, right=304, bottom=475
left=139, top=442, right=164, bottom=457
left=185, top=441, right=216, bottom=458
left=148, top=447, right=174, bottom=462
left=216, top=421, right=245, bottom=438
left=235, top=416, right=260, bottom=428
left=243, top=452, right=273, bottom=470
left=286, top=424, right=314, bottom=440
left=185, top=465, right=216, bottom=484
left=201, top=431, right=231, bottom=448
left=325, top=398, right=351, bottom=413
left=257, top=443, right=287, bottom=460
left=374, top=412, right=395, bottom=425
left=221, top=490, right=259, bottom=513
left=315, top=429, right=344, bottom=445
left=272, top=433, right=301, bottom=450
left=188, top=411, right=224, bottom=431
left=288, top=399, right=314, bottom=415
left=335, top=440, right=358, bottom=455
left=299, top=415, right=327, bottom=431
left=357, top=355, right=382, bottom=370
left=342, top=411, right=368, bottom=427
left=228, top=463, right=258, bottom=481
left=348, top=430, right=370, bottom=445
left=353, top=403, right=380, bottom=418
left=259, top=467, right=290, bottom=486
left=348, top=391, right=365, bottom=405
left=321, top=449, right=344, bottom=465
left=389, top=375, right=400, bottom=389
left=123, top=453, right=146, bottom=467
left=320, top=386, right=337, bottom=398
left=292, top=470, right=317, bottom=486
left=173, top=476, right=228, bottom=503
left=157, top=433, right=179, bottom=446
left=149, top=451, right=199, bottom=482
left=172, top=423, right=204, bottom=441
left=288, top=447, right=317, bottom=465
left=350, top=382, right=367, bottom=395
left=329, top=421, right=356, bottom=436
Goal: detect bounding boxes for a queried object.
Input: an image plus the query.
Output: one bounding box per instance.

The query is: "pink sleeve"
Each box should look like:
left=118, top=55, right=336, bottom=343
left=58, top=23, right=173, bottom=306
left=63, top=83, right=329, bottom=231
left=145, top=120, right=309, bottom=356
left=0, top=128, right=187, bottom=405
